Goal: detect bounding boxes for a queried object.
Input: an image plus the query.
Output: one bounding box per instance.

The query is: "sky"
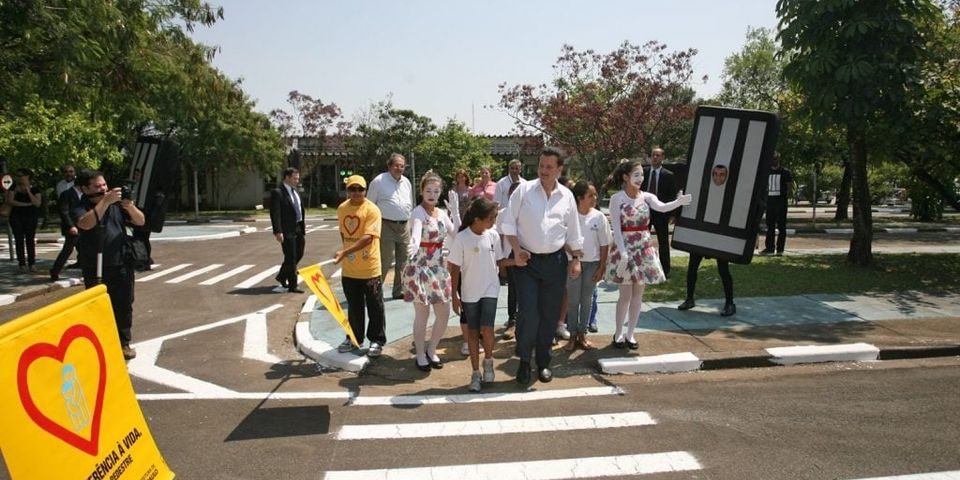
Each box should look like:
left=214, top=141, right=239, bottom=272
left=189, top=0, right=780, bottom=135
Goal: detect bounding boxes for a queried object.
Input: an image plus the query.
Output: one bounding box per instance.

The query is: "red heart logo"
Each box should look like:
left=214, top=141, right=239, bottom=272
left=343, top=215, right=361, bottom=236
left=17, top=324, right=107, bottom=456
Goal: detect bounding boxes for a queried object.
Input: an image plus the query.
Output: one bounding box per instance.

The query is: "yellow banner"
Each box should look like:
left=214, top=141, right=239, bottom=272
left=0, top=286, right=174, bottom=480
left=298, top=263, right=358, bottom=347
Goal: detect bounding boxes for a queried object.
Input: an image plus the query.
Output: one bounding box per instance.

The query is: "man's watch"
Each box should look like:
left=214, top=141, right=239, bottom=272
left=571, top=255, right=582, bottom=261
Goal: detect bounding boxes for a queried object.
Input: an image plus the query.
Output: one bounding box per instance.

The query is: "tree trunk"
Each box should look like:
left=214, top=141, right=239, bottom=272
left=846, top=128, right=873, bottom=266
left=834, top=158, right=852, bottom=220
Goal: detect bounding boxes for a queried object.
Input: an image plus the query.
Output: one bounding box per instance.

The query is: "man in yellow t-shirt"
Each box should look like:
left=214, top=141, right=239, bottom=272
left=334, top=175, right=386, bottom=357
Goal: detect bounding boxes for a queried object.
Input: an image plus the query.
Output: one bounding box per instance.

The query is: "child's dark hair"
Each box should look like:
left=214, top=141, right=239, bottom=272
left=608, top=159, right=643, bottom=190
left=571, top=180, right=594, bottom=203
left=460, top=197, right=498, bottom=231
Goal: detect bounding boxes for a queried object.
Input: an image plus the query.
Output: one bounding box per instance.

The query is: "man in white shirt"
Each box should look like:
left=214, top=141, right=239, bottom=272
left=55, top=164, right=76, bottom=197
left=493, top=159, right=527, bottom=334
left=367, top=153, right=414, bottom=299
left=502, top=147, right=584, bottom=386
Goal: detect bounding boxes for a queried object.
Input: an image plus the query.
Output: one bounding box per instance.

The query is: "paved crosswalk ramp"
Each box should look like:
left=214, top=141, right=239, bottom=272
left=323, top=391, right=702, bottom=479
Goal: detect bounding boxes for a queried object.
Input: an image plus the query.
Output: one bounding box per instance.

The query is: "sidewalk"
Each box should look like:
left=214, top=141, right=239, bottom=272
left=0, top=222, right=257, bottom=306
left=297, top=250, right=960, bottom=381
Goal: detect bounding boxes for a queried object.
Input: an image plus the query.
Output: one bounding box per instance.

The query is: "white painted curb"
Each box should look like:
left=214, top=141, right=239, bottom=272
left=766, top=343, right=880, bottom=366
left=153, top=226, right=257, bottom=242
left=599, top=352, right=702, bottom=374
left=824, top=228, right=854, bottom=234
left=884, top=228, right=918, bottom=234
left=295, top=320, right=369, bottom=373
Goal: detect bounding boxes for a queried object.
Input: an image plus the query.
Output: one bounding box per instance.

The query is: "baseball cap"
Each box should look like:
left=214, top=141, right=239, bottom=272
left=344, top=175, right=366, bottom=189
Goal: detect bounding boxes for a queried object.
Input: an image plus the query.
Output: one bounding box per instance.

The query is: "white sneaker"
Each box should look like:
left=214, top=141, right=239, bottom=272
left=556, top=325, right=571, bottom=340
left=482, top=358, right=495, bottom=383
left=367, top=342, right=382, bottom=358
left=468, top=371, right=482, bottom=392
left=337, top=339, right=357, bottom=353
left=461, top=342, right=485, bottom=356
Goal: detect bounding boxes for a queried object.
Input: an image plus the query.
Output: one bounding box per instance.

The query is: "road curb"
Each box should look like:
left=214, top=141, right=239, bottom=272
left=153, top=225, right=257, bottom=242
left=597, top=343, right=960, bottom=375
left=0, top=277, right=83, bottom=306
left=294, top=295, right=369, bottom=373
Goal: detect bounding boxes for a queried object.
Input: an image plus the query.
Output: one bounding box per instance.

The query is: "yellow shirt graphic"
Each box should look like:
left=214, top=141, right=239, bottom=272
left=337, top=198, right=382, bottom=279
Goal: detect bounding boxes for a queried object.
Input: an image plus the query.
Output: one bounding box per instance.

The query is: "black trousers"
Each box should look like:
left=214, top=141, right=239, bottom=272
left=514, top=249, right=568, bottom=369
left=342, top=276, right=386, bottom=345
left=51, top=233, right=79, bottom=275
left=82, top=264, right=135, bottom=345
left=650, top=212, right=671, bottom=276
left=686, top=254, right=733, bottom=305
left=278, top=222, right=305, bottom=288
left=765, top=198, right=788, bottom=253
left=10, top=214, right=38, bottom=266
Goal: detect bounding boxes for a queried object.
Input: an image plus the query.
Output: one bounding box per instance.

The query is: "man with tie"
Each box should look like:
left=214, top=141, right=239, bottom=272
left=270, top=167, right=306, bottom=294
left=641, top=147, right=678, bottom=278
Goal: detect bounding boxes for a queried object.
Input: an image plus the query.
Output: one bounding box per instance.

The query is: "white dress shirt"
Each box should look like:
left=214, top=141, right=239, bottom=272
left=367, top=172, right=413, bottom=221
left=56, top=179, right=74, bottom=197
left=500, top=180, right=583, bottom=254
left=493, top=174, right=527, bottom=210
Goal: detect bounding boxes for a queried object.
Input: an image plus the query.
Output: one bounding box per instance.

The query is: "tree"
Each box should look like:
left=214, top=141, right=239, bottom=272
left=415, top=120, right=494, bottom=183
left=349, top=99, right=436, bottom=178
left=716, top=27, right=786, bottom=112
left=495, top=41, right=700, bottom=187
left=777, top=0, right=938, bottom=265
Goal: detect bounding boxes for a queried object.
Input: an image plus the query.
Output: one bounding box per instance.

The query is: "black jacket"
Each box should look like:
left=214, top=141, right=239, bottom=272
left=641, top=167, right=678, bottom=216
left=57, top=187, right=83, bottom=235
left=270, top=185, right=305, bottom=235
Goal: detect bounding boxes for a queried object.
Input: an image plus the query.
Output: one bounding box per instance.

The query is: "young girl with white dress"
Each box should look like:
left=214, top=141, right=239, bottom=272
left=606, top=160, right=692, bottom=349
left=402, top=171, right=458, bottom=372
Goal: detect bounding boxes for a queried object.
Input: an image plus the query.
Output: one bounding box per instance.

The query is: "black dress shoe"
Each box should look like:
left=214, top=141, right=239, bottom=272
left=538, top=367, right=553, bottom=383
left=516, top=361, right=532, bottom=385
left=50, top=272, right=59, bottom=282
left=626, top=339, right=639, bottom=350
left=677, top=298, right=695, bottom=310
left=720, top=303, right=737, bottom=317
left=415, top=359, right=431, bottom=372
left=288, top=287, right=305, bottom=294
left=428, top=357, right=443, bottom=370
left=613, top=337, right=626, bottom=349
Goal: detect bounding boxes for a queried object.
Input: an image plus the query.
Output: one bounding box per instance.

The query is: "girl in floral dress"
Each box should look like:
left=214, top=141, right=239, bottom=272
left=403, top=171, right=458, bottom=372
left=606, top=160, right=692, bottom=349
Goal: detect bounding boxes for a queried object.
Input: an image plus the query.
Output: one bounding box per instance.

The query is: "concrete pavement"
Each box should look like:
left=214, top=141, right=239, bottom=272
left=297, top=242, right=960, bottom=382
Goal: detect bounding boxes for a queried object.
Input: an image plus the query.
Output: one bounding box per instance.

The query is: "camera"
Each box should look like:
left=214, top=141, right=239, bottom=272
left=121, top=182, right=134, bottom=200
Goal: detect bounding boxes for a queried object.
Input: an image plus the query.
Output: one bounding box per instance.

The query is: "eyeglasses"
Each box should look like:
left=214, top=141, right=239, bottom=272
left=347, top=186, right=365, bottom=192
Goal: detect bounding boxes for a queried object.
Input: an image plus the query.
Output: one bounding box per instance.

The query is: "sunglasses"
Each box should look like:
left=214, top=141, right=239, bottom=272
left=347, top=186, right=365, bottom=192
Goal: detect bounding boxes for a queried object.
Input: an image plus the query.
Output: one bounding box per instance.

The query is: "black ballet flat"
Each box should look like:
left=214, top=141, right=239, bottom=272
left=428, top=357, right=443, bottom=370
left=415, top=359, right=431, bottom=372
left=613, top=337, right=626, bottom=349
left=626, top=339, right=639, bottom=350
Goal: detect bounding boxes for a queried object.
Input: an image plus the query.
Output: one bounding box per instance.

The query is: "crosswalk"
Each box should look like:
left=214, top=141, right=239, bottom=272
left=133, top=262, right=338, bottom=289
left=324, top=391, right=703, bottom=479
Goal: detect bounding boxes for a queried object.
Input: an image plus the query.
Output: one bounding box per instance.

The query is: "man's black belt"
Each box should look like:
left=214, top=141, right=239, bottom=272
left=383, top=218, right=407, bottom=224
left=527, top=248, right=564, bottom=258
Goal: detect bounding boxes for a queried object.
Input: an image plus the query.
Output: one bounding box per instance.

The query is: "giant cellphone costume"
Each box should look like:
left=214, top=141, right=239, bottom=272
left=672, top=106, right=780, bottom=264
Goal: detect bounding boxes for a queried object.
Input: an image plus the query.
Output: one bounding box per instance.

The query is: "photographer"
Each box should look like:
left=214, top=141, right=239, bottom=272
left=73, top=170, right=145, bottom=360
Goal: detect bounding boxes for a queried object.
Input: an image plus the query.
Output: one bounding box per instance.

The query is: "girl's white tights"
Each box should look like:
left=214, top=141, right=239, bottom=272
left=614, top=283, right=646, bottom=342
left=413, top=302, right=450, bottom=362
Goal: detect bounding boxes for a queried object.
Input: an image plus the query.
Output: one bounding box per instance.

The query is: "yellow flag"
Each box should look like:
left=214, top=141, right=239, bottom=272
left=0, top=285, right=174, bottom=480
left=298, top=263, right=359, bottom=347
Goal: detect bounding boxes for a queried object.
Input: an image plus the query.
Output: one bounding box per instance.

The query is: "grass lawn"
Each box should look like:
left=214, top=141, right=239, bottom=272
left=641, top=253, right=960, bottom=301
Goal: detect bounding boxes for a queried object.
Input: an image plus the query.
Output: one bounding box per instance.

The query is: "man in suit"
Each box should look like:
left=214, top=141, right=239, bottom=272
left=641, top=147, right=678, bottom=277
left=50, top=181, right=84, bottom=281
left=270, top=167, right=306, bottom=294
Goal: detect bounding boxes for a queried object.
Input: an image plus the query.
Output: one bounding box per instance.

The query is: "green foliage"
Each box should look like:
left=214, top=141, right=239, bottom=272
left=716, top=27, right=786, bottom=112
left=415, top=120, right=494, bottom=185
left=909, top=178, right=946, bottom=220
left=349, top=99, right=437, bottom=178
left=644, top=253, right=960, bottom=302
left=0, top=97, right=122, bottom=170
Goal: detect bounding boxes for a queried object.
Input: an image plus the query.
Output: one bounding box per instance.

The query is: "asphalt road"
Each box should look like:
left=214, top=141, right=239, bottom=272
left=2, top=223, right=959, bottom=479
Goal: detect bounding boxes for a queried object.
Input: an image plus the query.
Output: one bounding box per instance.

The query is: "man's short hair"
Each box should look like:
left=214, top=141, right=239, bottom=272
left=388, top=153, right=406, bottom=167
left=76, top=169, right=103, bottom=188
left=509, top=159, right=522, bottom=168
left=282, top=167, right=299, bottom=178
left=541, top=146, right=566, bottom=167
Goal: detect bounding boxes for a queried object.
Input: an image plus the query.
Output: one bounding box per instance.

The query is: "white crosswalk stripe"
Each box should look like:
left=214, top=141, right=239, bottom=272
left=165, top=264, right=223, bottom=283
left=335, top=411, right=655, bottom=440
left=234, top=265, right=281, bottom=289
left=326, top=388, right=702, bottom=479
left=199, top=264, right=255, bottom=285
left=137, top=263, right=193, bottom=282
